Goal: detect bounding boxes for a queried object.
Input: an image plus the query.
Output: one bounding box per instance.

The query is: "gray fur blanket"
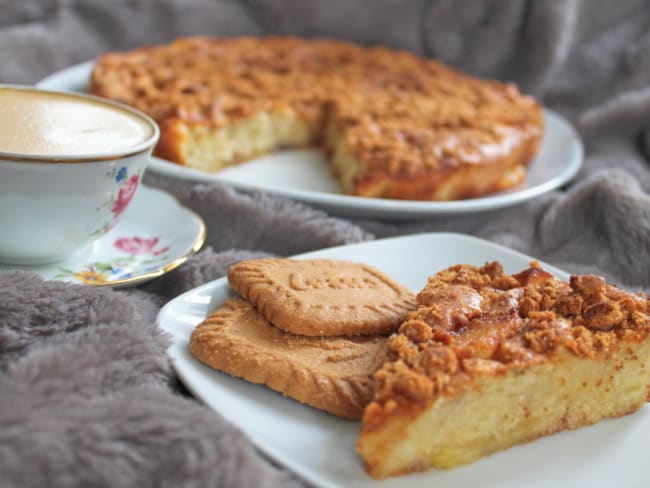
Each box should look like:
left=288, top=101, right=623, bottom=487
left=2, top=1, right=650, bottom=486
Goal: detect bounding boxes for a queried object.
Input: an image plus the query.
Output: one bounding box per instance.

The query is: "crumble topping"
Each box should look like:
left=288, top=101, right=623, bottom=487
left=368, top=262, right=650, bottom=420
left=91, top=36, right=542, bottom=175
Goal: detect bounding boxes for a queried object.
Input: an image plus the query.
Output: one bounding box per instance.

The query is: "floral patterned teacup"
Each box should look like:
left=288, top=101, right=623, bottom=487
left=0, top=85, right=159, bottom=265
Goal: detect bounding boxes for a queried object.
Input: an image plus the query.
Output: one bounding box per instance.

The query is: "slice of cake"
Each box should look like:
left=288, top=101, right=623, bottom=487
left=90, top=36, right=543, bottom=201
left=357, top=262, right=650, bottom=478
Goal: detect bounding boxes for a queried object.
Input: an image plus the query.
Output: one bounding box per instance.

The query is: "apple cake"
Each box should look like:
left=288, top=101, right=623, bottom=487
left=90, top=36, right=543, bottom=200
left=357, top=262, right=650, bottom=478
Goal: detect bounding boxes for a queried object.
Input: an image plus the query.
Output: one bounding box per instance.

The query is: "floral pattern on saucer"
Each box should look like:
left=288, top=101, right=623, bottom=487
left=54, top=236, right=171, bottom=284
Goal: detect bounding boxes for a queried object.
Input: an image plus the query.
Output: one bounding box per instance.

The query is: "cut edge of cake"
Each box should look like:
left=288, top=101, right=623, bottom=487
left=157, top=109, right=320, bottom=173
left=358, top=344, right=650, bottom=478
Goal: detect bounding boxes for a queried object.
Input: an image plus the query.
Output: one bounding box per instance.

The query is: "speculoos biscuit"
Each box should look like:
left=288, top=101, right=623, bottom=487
left=227, top=258, right=416, bottom=336
left=189, top=297, right=388, bottom=419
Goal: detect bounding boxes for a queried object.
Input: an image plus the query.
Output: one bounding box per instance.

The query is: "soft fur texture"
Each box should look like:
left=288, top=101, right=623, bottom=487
left=1, top=1, right=650, bottom=486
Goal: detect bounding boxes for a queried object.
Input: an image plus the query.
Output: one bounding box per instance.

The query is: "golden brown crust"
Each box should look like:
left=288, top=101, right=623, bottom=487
left=227, top=258, right=416, bottom=336
left=90, top=36, right=543, bottom=200
left=189, top=297, right=388, bottom=419
left=155, top=119, right=188, bottom=165
left=361, top=261, right=650, bottom=431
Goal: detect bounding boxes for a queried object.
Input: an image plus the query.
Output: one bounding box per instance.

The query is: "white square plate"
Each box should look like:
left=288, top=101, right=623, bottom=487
left=156, top=233, right=650, bottom=488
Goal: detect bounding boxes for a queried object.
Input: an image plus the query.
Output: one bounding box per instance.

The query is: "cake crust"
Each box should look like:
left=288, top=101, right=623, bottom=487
left=90, top=36, right=543, bottom=200
left=357, top=262, right=650, bottom=478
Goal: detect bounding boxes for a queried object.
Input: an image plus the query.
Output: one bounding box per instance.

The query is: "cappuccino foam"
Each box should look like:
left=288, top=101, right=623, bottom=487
left=0, top=87, right=155, bottom=157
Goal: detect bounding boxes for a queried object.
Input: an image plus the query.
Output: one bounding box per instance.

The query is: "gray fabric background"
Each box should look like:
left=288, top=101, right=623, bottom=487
left=1, top=0, right=650, bottom=486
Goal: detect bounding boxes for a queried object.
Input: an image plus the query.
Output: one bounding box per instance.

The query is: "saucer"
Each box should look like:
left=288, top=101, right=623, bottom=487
left=0, top=185, right=206, bottom=288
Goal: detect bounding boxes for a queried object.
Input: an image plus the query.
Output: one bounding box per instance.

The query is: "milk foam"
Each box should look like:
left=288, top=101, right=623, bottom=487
left=0, top=87, right=155, bottom=157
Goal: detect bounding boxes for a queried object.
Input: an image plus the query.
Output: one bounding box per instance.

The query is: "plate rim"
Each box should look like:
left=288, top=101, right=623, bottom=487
left=36, top=61, right=584, bottom=219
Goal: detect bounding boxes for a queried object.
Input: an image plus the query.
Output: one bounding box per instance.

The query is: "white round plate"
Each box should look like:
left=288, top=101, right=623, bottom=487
left=157, top=232, right=649, bottom=488
left=0, top=185, right=205, bottom=287
left=38, top=61, right=584, bottom=220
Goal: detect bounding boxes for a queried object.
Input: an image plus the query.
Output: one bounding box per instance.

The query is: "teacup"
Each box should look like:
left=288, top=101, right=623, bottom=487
left=0, top=85, right=160, bottom=265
